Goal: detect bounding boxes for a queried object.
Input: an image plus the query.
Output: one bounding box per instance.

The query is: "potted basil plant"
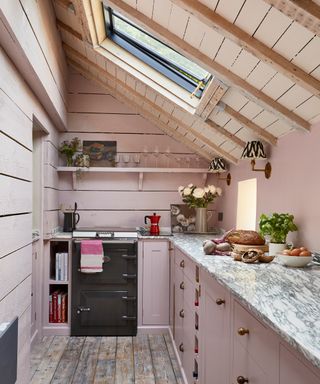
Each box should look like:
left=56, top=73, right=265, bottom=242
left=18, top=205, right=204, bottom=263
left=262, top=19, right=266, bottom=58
left=259, top=213, right=298, bottom=256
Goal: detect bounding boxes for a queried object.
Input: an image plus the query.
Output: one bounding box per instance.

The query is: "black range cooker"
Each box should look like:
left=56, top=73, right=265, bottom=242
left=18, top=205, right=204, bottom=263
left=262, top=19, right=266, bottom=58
left=71, top=228, right=138, bottom=336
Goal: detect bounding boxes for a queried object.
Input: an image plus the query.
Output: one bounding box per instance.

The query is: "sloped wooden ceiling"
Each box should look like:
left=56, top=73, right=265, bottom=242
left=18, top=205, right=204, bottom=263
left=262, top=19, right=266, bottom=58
left=52, top=0, right=320, bottom=164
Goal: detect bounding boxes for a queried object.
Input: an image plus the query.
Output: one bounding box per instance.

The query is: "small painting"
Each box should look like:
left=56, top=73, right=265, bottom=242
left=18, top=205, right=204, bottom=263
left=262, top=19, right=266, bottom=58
left=170, top=204, right=196, bottom=233
left=83, top=141, right=117, bottom=167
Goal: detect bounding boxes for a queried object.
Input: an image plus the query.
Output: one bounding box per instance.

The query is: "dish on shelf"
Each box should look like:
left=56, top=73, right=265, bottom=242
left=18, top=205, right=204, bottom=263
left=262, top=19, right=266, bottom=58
left=276, top=253, right=313, bottom=268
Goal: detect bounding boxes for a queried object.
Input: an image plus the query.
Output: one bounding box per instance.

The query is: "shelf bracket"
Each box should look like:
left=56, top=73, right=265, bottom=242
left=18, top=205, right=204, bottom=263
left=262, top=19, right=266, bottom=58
left=72, top=171, right=79, bottom=190
left=138, top=172, right=144, bottom=191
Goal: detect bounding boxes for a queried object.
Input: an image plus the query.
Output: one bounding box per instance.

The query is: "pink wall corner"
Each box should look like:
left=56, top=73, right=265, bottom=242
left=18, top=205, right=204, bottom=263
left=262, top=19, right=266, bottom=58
left=219, top=122, right=320, bottom=250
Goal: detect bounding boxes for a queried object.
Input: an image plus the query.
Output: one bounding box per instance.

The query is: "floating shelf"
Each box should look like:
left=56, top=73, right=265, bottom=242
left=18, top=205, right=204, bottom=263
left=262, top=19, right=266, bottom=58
left=57, top=166, right=211, bottom=190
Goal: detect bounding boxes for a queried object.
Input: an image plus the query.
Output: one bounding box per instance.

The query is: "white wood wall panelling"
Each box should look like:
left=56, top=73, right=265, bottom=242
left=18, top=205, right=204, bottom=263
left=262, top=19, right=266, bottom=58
left=108, top=0, right=311, bottom=131
left=68, top=59, right=215, bottom=160
left=0, top=176, right=32, bottom=216
left=68, top=72, right=109, bottom=93
left=171, top=0, right=320, bottom=95
left=16, top=306, right=31, bottom=383
left=44, top=164, right=59, bottom=189
left=0, top=214, right=32, bottom=259
left=0, top=0, right=67, bottom=129
left=43, top=211, right=59, bottom=238
left=0, top=134, right=32, bottom=180
left=0, top=245, right=32, bottom=303
left=45, top=141, right=60, bottom=168
left=65, top=51, right=235, bottom=160
left=44, top=188, right=60, bottom=211
left=261, top=0, right=320, bottom=36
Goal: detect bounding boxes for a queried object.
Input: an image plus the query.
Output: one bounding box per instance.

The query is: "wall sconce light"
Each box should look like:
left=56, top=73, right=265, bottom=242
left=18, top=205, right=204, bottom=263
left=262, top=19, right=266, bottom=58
left=241, top=141, right=272, bottom=179
left=208, top=157, right=231, bottom=186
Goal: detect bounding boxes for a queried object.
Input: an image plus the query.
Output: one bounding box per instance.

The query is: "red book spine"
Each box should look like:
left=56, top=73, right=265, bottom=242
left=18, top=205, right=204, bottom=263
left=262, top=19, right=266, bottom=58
left=52, top=291, right=58, bottom=323
left=49, top=295, right=53, bottom=323
left=57, top=293, right=62, bottom=323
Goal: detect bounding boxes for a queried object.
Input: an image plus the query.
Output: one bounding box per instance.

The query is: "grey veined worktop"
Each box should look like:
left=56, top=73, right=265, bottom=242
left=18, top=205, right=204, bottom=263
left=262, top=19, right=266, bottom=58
left=171, top=233, right=320, bottom=370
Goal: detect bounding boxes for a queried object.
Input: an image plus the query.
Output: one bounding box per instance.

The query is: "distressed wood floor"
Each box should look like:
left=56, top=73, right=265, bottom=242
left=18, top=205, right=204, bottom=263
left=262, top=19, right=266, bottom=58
left=30, top=333, right=183, bottom=384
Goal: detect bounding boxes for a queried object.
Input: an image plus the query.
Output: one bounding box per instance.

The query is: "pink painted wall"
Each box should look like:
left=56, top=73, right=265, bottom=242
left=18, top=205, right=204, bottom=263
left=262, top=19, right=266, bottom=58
left=218, top=123, right=320, bottom=250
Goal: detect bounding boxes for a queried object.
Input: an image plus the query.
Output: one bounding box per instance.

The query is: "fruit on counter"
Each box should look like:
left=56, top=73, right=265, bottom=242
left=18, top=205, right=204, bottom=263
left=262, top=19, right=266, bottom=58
left=281, top=247, right=312, bottom=256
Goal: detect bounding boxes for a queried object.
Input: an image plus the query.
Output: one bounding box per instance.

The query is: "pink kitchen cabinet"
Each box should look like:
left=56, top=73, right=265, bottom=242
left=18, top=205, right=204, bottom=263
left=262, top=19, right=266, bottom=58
left=174, top=259, right=185, bottom=362
left=142, top=241, right=170, bottom=325
left=200, top=268, right=231, bottom=384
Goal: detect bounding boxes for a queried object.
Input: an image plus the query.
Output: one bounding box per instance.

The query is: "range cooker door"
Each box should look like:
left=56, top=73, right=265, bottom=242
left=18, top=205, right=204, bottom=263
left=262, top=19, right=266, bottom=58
left=71, top=290, right=137, bottom=336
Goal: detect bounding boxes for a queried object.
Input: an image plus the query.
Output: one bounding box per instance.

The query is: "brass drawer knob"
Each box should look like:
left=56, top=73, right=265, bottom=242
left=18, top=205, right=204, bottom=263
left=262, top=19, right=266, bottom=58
left=179, top=309, right=185, bottom=318
left=216, top=298, right=225, bottom=305
left=180, top=260, right=185, bottom=268
left=179, top=343, right=184, bottom=352
left=237, top=376, right=249, bottom=384
left=238, top=327, right=249, bottom=336
left=179, top=282, right=185, bottom=290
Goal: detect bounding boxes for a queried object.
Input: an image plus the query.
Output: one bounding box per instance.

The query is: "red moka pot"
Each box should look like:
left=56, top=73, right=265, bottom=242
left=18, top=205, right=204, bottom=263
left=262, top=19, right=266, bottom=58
left=144, top=212, right=161, bottom=235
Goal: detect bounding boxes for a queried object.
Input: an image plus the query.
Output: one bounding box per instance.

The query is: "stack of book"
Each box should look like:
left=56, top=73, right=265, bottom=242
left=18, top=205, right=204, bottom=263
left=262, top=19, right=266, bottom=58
left=49, top=291, right=68, bottom=323
left=55, top=252, right=68, bottom=281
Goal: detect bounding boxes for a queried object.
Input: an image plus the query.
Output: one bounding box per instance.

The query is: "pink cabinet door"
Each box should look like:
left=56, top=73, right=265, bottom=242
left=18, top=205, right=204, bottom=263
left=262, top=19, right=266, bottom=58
left=280, top=344, right=320, bottom=384
left=174, top=262, right=184, bottom=362
left=200, top=270, right=231, bottom=384
left=142, top=241, right=169, bottom=325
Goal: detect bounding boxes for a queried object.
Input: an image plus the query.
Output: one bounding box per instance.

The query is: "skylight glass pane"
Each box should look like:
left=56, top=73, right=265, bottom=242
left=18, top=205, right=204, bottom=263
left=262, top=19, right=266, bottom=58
left=113, top=15, right=210, bottom=82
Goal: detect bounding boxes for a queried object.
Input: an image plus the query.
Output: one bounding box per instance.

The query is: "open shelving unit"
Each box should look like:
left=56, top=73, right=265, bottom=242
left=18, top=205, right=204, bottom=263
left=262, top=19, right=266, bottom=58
left=57, top=166, right=211, bottom=190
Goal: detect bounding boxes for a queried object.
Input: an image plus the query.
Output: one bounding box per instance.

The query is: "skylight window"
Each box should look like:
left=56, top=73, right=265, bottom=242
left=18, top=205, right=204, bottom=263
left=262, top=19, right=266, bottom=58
left=103, top=6, right=212, bottom=98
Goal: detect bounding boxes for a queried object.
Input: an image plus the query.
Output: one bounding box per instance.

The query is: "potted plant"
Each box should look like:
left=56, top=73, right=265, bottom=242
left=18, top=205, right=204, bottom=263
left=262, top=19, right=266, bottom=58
left=259, top=213, right=298, bottom=255
left=59, top=137, right=81, bottom=166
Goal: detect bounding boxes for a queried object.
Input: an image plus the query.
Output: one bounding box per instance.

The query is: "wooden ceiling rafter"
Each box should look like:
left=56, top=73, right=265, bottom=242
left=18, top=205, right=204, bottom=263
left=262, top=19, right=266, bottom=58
left=56, top=18, right=83, bottom=40
left=196, top=79, right=228, bottom=120
left=54, top=0, right=76, bottom=12
left=64, top=43, right=239, bottom=164
left=171, top=0, right=320, bottom=96
left=72, top=0, right=95, bottom=45
left=262, top=0, right=320, bottom=36
left=67, top=58, right=215, bottom=161
left=222, top=103, right=278, bottom=146
left=108, top=0, right=311, bottom=132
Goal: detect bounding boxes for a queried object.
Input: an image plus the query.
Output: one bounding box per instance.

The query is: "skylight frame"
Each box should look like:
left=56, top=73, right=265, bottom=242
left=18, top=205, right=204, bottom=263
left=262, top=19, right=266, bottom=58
left=103, top=6, right=212, bottom=98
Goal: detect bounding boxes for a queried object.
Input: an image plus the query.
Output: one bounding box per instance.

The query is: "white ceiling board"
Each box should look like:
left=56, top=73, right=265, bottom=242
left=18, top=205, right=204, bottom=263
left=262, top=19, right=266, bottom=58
left=183, top=16, right=206, bottom=48
left=211, top=111, right=231, bottom=126
left=277, top=84, right=313, bottom=110
left=252, top=110, right=278, bottom=128
left=234, top=127, right=256, bottom=142
left=273, top=22, right=314, bottom=61
left=216, top=0, right=246, bottom=23
left=262, top=73, right=294, bottom=100
left=204, top=130, right=225, bottom=146
left=292, top=37, right=320, bottom=73
left=168, top=3, right=189, bottom=39
left=239, top=102, right=264, bottom=119
left=116, top=67, right=126, bottom=83
left=229, top=146, right=244, bottom=159
left=96, top=54, right=106, bottom=70
left=162, top=100, right=175, bottom=114
left=310, top=113, right=320, bottom=124
left=223, top=119, right=243, bottom=134
left=253, top=7, right=292, bottom=48
left=136, top=81, right=147, bottom=96
left=185, top=132, right=197, bottom=142
left=61, top=31, right=86, bottom=56
left=53, top=2, right=82, bottom=33
left=198, top=0, right=219, bottom=11
left=265, top=120, right=293, bottom=137
left=230, top=50, right=260, bottom=79
left=106, top=60, right=116, bottom=77
left=123, top=0, right=137, bottom=8
left=235, top=0, right=271, bottom=36
left=215, top=39, right=243, bottom=69
left=294, top=96, right=320, bottom=121
left=145, top=88, right=157, bottom=103
left=152, top=0, right=172, bottom=28
left=222, top=90, right=248, bottom=110
left=199, top=25, right=224, bottom=60
left=219, top=140, right=237, bottom=152
left=159, top=114, right=170, bottom=124
left=246, top=62, right=277, bottom=89
left=85, top=46, right=97, bottom=64
left=137, top=0, right=154, bottom=18
left=310, top=65, right=320, bottom=81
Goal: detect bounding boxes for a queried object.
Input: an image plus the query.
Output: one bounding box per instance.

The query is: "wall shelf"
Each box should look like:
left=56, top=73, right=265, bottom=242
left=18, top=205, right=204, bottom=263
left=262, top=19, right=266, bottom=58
left=57, top=166, right=211, bottom=190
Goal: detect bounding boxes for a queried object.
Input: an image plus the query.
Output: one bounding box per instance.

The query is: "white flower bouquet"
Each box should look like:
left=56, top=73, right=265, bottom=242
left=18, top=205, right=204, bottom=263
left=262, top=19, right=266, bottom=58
left=178, top=184, right=222, bottom=208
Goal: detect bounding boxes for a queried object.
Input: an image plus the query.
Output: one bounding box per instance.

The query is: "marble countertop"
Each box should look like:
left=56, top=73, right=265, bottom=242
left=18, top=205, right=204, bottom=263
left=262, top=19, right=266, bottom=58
left=172, top=234, right=320, bottom=370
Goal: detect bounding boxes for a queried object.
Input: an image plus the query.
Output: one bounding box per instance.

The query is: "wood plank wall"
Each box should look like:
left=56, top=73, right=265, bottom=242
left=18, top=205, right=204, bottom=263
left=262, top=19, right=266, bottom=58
left=60, top=70, right=217, bottom=229
left=0, top=44, right=61, bottom=384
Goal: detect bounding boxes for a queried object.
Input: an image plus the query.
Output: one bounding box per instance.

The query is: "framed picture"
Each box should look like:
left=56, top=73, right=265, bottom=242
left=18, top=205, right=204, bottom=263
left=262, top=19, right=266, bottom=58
left=170, top=204, right=196, bottom=233
left=83, top=141, right=117, bottom=167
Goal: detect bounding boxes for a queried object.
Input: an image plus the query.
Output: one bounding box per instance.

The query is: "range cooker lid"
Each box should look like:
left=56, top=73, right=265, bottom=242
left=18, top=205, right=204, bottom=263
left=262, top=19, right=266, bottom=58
left=72, top=227, right=138, bottom=239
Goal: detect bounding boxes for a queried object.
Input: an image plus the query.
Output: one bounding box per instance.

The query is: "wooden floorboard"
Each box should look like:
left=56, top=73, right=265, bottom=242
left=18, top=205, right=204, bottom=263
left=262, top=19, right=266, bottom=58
left=30, top=333, right=181, bottom=384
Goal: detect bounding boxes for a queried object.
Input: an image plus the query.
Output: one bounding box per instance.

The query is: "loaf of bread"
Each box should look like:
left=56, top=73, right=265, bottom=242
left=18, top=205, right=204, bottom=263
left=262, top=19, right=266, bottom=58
left=225, top=230, right=265, bottom=245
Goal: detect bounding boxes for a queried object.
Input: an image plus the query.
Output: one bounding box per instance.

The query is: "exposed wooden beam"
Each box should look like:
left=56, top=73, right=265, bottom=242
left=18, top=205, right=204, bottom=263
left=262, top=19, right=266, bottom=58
left=72, top=0, right=95, bottom=45
left=262, top=0, right=320, bottom=36
left=222, top=104, right=278, bottom=146
left=67, top=58, right=215, bottom=161
left=171, top=0, right=320, bottom=96
left=56, top=19, right=83, bottom=40
left=54, top=0, right=76, bottom=12
left=108, top=0, right=310, bottom=132
left=62, top=41, right=242, bottom=158
left=196, top=79, right=228, bottom=119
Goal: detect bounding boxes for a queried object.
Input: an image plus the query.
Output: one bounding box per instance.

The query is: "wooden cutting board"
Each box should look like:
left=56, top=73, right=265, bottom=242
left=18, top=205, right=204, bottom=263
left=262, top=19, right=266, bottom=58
left=232, top=243, right=269, bottom=253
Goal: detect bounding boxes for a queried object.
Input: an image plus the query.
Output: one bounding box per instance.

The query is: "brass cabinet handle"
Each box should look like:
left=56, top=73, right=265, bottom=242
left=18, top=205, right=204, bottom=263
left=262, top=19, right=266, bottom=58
left=179, top=282, right=185, bottom=290
left=237, top=376, right=249, bottom=384
left=216, top=298, right=225, bottom=305
left=179, top=343, right=184, bottom=352
left=180, top=260, right=185, bottom=268
left=238, top=327, right=249, bottom=336
left=179, top=309, right=185, bottom=318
